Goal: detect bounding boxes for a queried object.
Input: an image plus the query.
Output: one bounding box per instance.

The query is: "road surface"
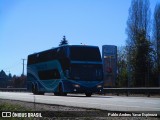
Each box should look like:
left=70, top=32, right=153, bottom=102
left=0, top=92, right=159, bottom=114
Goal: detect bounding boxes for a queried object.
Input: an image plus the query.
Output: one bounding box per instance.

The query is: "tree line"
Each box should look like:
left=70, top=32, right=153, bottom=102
left=0, top=70, right=26, bottom=88
left=117, top=0, right=160, bottom=87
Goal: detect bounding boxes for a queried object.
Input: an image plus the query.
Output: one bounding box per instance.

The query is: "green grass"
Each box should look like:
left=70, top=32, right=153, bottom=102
left=0, top=102, right=31, bottom=111
left=0, top=102, right=33, bottom=120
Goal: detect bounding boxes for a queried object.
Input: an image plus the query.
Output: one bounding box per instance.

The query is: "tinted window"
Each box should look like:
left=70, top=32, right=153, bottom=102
left=37, top=49, right=57, bottom=63
left=28, top=49, right=58, bottom=65
left=57, top=47, right=66, bottom=58
left=27, top=55, right=37, bottom=65
left=38, top=69, right=60, bottom=80
left=70, top=46, right=101, bottom=61
left=70, top=64, right=103, bottom=81
left=28, top=47, right=68, bottom=65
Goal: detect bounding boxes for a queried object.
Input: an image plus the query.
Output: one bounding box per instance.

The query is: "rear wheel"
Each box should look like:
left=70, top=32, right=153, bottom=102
left=32, top=84, right=44, bottom=95
left=54, top=92, right=59, bottom=96
left=85, top=93, right=92, bottom=97
left=59, top=84, right=67, bottom=96
left=38, top=92, right=45, bottom=95
left=32, top=84, right=36, bottom=94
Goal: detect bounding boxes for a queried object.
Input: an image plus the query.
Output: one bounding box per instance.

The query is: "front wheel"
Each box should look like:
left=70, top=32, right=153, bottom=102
left=85, top=93, right=92, bottom=97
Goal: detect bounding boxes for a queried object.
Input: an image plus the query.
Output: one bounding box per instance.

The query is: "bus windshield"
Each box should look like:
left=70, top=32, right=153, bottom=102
left=70, top=46, right=101, bottom=61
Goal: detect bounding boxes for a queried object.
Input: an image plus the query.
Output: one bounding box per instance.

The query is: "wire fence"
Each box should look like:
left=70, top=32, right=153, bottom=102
left=0, top=88, right=27, bottom=92
left=103, top=87, right=160, bottom=97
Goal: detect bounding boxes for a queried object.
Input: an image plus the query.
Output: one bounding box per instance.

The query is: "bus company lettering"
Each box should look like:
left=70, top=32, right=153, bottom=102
left=28, top=113, right=42, bottom=117
left=12, top=112, right=42, bottom=118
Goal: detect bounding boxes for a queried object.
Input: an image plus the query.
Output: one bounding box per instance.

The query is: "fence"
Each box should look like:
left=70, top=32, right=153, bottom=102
left=103, top=87, right=160, bottom=97
left=0, top=88, right=27, bottom=92
left=0, top=87, right=160, bottom=97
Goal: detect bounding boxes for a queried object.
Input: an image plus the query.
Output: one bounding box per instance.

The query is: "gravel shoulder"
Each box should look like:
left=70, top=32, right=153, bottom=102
left=0, top=99, right=159, bottom=120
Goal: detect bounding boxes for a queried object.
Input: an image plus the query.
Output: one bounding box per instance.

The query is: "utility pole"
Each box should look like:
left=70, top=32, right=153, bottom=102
left=22, top=59, right=26, bottom=76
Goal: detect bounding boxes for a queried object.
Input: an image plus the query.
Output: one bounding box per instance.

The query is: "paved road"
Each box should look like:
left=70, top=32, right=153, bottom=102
left=0, top=92, right=160, bottom=113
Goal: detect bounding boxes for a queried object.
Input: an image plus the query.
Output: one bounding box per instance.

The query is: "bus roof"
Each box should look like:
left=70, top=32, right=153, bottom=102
left=28, top=45, right=99, bottom=56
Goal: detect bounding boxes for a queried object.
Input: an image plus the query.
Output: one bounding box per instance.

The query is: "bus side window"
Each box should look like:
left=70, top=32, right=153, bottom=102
left=28, top=55, right=36, bottom=65
left=38, top=69, right=60, bottom=80
left=57, top=48, right=65, bottom=59
left=53, top=69, right=60, bottom=79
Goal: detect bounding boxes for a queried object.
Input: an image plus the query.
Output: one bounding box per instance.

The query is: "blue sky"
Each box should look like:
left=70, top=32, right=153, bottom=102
left=0, top=0, right=159, bottom=76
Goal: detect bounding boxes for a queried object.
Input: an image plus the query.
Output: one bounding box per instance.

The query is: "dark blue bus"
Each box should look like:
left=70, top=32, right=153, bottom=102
left=27, top=45, right=103, bottom=97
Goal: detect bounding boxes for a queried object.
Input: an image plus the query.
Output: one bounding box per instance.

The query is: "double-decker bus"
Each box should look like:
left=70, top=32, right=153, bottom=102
left=27, top=45, right=103, bottom=97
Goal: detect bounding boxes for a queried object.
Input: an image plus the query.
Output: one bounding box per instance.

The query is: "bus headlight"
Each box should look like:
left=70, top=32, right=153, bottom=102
left=97, top=85, right=102, bottom=88
left=74, top=84, right=80, bottom=88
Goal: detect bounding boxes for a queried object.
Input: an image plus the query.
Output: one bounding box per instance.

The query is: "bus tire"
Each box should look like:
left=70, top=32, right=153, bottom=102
left=34, top=84, right=44, bottom=95
left=32, top=84, right=36, bottom=94
left=34, top=84, right=38, bottom=95
left=54, top=92, right=59, bottom=96
left=85, top=93, right=92, bottom=97
left=59, top=84, right=67, bottom=96
left=38, top=92, right=45, bottom=95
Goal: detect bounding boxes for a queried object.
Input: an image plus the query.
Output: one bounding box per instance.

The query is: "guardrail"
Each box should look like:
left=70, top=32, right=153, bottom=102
left=0, top=87, right=160, bottom=97
left=103, top=87, right=160, bottom=97
left=0, top=88, right=27, bottom=92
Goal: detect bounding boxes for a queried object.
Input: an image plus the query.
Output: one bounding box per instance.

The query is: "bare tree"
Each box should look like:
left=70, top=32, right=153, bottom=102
left=126, top=0, right=152, bottom=87
left=153, top=3, right=160, bottom=86
left=117, top=46, right=128, bottom=87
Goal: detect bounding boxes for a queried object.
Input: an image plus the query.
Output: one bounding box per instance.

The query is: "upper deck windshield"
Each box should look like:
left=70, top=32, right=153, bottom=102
left=70, top=46, right=101, bottom=62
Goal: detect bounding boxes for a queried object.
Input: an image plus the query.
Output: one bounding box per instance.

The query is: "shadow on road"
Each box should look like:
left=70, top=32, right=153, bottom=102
left=43, top=93, right=112, bottom=98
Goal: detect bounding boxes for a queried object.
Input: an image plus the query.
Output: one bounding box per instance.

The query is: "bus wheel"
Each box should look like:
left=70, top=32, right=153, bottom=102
left=34, top=84, right=38, bottom=95
left=54, top=93, right=59, bottom=96
left=38, top=92, right=44, bottom=95
left=32, top=84, right=36, bottom=94
left=85, top=93, right=92, bottom=97
left=59, top=84, right=67, bottom=96
left=34, top=84, right=44, bottom=95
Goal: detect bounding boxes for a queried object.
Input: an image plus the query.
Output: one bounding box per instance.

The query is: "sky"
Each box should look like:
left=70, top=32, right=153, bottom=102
left=0, top=0, right=159, bottom=76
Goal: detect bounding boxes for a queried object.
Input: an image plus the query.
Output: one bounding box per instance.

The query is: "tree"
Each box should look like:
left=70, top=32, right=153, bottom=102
left=13, top=75, right=26, bottom=88
left=126, top=0, right=152, bottom=87
left=117, top=47, right=128, bottom=87
left=59, top=36, right=69, bottom=46
left=153, top=3, right=160, bottom=87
